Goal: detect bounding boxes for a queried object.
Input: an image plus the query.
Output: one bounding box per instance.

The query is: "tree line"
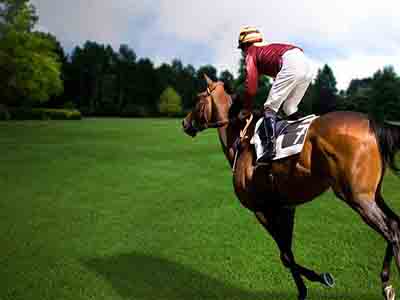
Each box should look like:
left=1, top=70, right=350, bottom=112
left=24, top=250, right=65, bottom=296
left=60, top=41, right=234, bottom=117
left=1, top=0, right=400, bottom=121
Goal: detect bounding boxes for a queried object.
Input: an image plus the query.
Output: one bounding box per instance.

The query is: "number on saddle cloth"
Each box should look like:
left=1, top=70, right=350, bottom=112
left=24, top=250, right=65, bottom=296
left=252, top=115, right=318, bottom=161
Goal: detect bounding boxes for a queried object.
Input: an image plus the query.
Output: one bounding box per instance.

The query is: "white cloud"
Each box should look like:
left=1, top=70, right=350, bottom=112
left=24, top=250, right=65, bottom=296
left=31, top=0, right=400, bottom=89
left=156, top=0, right=400, bottom=88
left=330, top=53, right=400, bottom=90
left=31, top=0, right=156, bottom=49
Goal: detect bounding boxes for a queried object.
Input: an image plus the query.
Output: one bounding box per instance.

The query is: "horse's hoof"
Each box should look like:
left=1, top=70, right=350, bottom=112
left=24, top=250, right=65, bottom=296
left=321, top=273, right=335, bottom=288
left=383, top=285, right=395, bottom=300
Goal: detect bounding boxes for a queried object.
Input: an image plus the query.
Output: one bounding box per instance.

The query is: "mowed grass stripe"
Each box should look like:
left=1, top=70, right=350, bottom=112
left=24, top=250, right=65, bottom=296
left=0, top=118, right=399, bottom=300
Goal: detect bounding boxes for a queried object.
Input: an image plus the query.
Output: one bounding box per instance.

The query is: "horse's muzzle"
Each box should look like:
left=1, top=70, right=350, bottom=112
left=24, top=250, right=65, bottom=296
left=182, top=118, right=198, bottom=137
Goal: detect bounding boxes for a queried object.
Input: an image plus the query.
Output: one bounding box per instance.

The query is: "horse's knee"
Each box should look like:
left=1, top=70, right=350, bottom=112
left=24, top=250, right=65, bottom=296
left=386, top=219, right=400, bottom=245
left=280, top=252, right=293, bottom=268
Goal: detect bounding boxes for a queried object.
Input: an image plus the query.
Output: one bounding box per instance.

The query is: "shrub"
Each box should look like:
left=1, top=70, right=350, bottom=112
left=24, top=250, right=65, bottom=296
left=159, top=87, right=182, bottom=117
left=8, top=108, right=82, bottom=120
left=0, top=105, right=11, bottom=120
left=63, top=101, right=76, bottom=109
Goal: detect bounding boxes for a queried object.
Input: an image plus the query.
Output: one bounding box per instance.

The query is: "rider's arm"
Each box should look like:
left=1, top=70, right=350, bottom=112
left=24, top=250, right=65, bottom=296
left=244, top=53, right=258, bottom=110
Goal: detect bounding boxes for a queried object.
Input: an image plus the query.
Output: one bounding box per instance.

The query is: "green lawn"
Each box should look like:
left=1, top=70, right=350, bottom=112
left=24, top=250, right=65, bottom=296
left=1, top=118, right=400, bottom=300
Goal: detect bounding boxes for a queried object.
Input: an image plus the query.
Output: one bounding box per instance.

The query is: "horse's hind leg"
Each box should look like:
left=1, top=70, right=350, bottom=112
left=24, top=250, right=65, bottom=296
left=381, top=245, right=395, bottom=300
left=348, top=196, right=400, bottom=300
left=376, top=194, right=399, bottom=300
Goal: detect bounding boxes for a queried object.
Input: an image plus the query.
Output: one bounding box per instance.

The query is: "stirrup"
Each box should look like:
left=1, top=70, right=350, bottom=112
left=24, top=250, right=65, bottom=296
left=256, top=142, right=276, bottom=163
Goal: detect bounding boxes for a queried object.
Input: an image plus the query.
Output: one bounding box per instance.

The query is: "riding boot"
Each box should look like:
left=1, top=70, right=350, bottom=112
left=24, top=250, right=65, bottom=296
left=257, top=108, right=277, bottom=163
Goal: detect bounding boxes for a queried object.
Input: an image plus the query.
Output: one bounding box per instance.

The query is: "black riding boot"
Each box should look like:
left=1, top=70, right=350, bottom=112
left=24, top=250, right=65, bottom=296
left=257, top=109, right=277, bottom=163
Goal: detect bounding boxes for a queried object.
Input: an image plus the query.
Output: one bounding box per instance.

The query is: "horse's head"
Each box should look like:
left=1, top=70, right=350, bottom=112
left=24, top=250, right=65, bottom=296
left=182, top=75, right=232, bottom=137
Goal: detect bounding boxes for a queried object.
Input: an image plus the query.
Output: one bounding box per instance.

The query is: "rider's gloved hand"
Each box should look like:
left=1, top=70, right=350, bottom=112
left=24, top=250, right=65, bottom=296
left=238, top=108, right=252, bottom=121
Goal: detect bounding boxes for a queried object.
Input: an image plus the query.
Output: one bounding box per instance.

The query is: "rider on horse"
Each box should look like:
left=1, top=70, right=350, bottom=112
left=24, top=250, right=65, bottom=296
left=238, top=26, right=314, bottom=162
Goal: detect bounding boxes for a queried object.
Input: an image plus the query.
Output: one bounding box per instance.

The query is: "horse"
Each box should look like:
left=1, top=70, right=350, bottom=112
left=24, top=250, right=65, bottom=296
left=181, top=75, right=400, bottom=300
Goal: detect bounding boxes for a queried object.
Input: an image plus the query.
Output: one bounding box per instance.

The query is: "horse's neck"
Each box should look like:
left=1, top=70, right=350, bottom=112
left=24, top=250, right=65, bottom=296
left=214, top=94, right=242, bottom=166
left=217, top=125, right=240, bottom=167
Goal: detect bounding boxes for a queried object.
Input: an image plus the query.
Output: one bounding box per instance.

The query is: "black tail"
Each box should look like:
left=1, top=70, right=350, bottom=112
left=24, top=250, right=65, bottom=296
left=370, top=118, right=400, bottom=175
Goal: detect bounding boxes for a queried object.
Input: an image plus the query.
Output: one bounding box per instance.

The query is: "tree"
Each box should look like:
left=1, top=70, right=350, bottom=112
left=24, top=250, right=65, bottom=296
left=159, top=86, right=182, bottom=116
left=132, top=58, right=158, bottom=113
left=338, top=78, right=372, bottom=112
left=298, top=82, right=315, bottom=115
left=219, top=70, right=235, bottom=94
left=0, top=0, right=62, bottom=106
left=368, top=66, right=400, bottom=121
left=68, top=41, right=118, bottom=114
left=115, top=44, right=136, bottom=111
left=313, top=64, right=338, bottom=114
left=34, top=31, right=68, bottom=107
left=196, top=65, right=217, bottom=91
left=179, top=64, right=197, bottom=110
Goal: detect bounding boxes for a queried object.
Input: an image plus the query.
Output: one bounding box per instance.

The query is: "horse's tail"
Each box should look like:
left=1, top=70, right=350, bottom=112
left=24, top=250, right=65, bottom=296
left=370, top=117, right=400, bottom=175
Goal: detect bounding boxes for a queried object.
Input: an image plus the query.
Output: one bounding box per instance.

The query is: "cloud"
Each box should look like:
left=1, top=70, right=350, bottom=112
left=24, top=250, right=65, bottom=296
left=156, top=0, right=400, bottom=88
left=31, top=0, right=159, bottom=50
left=31, top=0, right=400, bottom=89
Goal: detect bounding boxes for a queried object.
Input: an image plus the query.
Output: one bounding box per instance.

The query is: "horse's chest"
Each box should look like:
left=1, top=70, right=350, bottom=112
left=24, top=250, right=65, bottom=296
left=233, top=165, right=276, bottom=211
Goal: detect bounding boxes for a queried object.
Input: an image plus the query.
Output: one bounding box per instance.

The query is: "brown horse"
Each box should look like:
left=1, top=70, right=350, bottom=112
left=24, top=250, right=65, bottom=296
left=182, top=75, right=400, bottom=300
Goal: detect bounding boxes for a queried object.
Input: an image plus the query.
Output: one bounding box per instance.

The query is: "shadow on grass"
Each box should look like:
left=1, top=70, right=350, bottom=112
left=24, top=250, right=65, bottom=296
left=83, top=252, right=378, bottom=300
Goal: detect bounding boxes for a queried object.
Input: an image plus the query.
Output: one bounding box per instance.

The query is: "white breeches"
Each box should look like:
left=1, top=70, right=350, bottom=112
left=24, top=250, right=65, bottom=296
left=264, top=48, right=314, bottom=116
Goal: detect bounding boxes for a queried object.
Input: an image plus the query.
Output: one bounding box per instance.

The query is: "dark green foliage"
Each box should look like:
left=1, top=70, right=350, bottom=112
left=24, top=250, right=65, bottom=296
left=334, top=66, right=400, bottom=121
left=312, top=65, right=338, bottom=114
left=337, top=78, right=372, bottom=112
left=0, top=0, right=63, bottom=106
left=5, top=107, right=82, bottom=120
left=64, top=43, right=222, bottom=117
left=368, top=67, right=400, bottom=121
left=0, top=104, right=10, bottom=120
left=219, top=70, right=235, bottom=94
left=4, top=0, right=399, bottom=120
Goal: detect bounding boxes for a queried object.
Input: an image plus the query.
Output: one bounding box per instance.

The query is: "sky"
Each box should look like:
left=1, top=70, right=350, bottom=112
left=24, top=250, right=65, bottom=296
left=31, top=0, right=400, bottom=90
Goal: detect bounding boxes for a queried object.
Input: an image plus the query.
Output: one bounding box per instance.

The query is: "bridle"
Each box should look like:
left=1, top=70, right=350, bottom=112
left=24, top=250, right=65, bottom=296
left=185, top=82, right=254, bottom=173
left=193, top=83, right=231, bottom=130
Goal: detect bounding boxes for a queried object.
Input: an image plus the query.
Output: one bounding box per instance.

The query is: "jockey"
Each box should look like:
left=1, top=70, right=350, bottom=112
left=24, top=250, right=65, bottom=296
left=238, top=26, right=314, bottom=162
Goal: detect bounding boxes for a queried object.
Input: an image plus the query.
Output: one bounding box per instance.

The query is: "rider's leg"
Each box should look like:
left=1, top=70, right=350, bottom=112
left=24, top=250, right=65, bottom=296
left=282, top=73, right=313, bottom=118
left=257, top=49, right=313, bottom=162
left=266, top=48, right=313, bottom=116
left=264, top=49, right=309, bottom=112
left=257, top=108, right=278, bottom=162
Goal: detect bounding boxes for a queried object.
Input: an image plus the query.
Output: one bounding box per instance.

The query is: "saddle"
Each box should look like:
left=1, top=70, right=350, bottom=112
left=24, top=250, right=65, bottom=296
left=252, top=114, right=319, bottom=161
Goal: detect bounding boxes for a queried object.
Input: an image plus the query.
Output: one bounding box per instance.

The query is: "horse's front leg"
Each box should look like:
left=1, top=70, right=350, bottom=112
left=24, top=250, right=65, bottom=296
left=255, top=208, right=334, bottom=300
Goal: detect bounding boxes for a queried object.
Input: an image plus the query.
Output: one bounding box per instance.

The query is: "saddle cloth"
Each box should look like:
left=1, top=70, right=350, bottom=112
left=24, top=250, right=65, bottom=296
left=251, top=115, right=319, bottom=161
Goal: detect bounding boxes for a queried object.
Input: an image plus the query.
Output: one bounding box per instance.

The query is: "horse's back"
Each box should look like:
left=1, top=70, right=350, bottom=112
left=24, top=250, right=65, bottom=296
left=311, top=111, right=371, bottom=138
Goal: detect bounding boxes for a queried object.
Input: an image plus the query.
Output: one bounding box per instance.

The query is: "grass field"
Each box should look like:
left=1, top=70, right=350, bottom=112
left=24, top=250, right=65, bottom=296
left=1, top=118, right=400, bottom=300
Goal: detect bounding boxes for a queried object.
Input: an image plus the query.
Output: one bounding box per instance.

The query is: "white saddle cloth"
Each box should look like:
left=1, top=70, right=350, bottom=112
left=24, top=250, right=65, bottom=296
left=251, top=115, right=319, bottom=161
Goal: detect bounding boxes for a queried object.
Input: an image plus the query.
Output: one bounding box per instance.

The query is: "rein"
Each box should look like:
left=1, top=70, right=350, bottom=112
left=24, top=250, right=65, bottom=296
left=201, top=84, right=254, bottom=173
left=202, top=84, right=230, bottom=128
left=232, top=113, right=253, bottom=172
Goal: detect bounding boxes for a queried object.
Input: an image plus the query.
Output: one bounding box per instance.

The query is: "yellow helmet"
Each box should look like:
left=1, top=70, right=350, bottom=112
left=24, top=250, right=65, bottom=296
left=238, top=26, right=263, bottom=48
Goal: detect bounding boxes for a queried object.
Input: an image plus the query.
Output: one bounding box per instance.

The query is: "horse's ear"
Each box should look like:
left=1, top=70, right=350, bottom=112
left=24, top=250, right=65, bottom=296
left=204, top=74, right=213, bottom=86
